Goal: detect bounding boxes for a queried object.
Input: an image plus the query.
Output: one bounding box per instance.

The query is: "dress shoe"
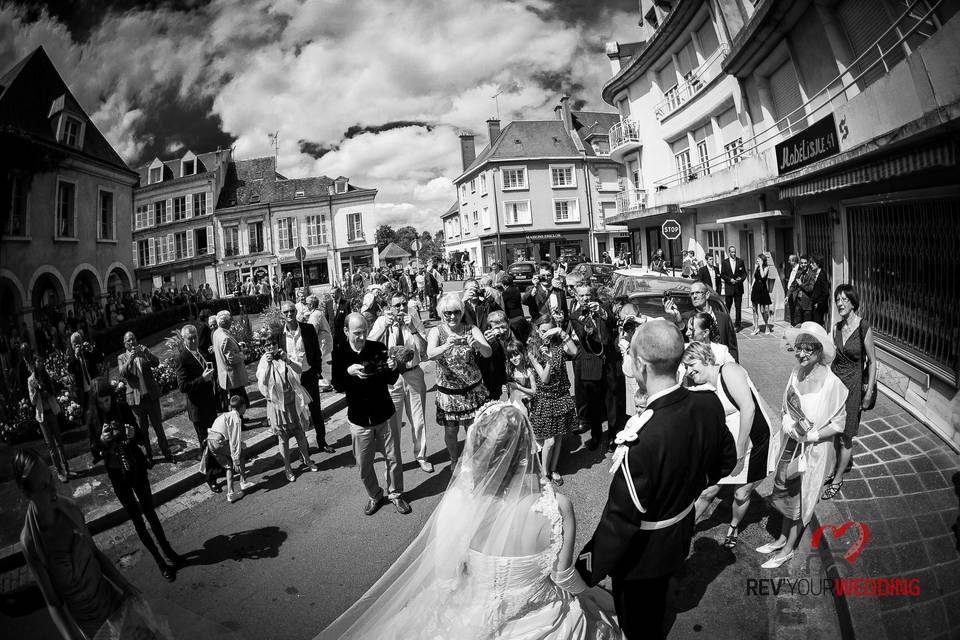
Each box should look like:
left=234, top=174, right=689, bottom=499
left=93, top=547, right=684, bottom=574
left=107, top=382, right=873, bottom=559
left=761, top=552, right=795, bottom=569
left=227, top=489, right=244, bottom=503
left=320, top=444, right=336, bottom=454
left=207, top=481, right=223, bottom=494
left=418, top=459, right=435, bottom=473
left=364, top=496, right=385, bottom=516
left=756, top=540, right=787, bottom=554
left=391, top=496, right=412, bottom=514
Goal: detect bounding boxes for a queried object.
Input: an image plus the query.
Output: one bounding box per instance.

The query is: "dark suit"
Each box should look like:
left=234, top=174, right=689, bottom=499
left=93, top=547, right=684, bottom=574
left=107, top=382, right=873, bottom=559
left=462, top=298, right=501, bottom=331
left=331, top=298, right=352, bottom=348
left=175, top=347, right=218, bottom=447
left=810, top=268, right=829, bottom=327
left=783, top=263, right=798, bottom=325
left=720, top=257, right=747, bottom=328
left=67, top=346, right=103, bottom=416
left=522, top=284, right=550, bottom=321
left=501, top=285, right=530, bottom=342
left=578, top=387, right=736, bottom=640
left=569, top=305, right=625, bottom=443
left=285, top=321, right=327, bottom=445
left=677, top=308, right=739, bottom=362
left=697, top=265, right=722, bottom=294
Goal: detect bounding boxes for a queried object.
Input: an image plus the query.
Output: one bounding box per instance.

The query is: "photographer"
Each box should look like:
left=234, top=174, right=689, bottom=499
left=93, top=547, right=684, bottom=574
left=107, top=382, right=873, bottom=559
left=522, top=266, right=553, bottom=320
left=461, top=279, right=501, bottom=330
left=569, top=285, right=625, bottom=452
left=67, top=332, right=102, bottom=423
left=118, top=331, right=173, bottom=463
left=477, top=310, right=512, bottom=402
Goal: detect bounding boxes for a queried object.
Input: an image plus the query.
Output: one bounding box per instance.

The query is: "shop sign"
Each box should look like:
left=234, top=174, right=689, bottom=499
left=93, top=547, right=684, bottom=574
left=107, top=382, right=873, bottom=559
left=526, top=233, right=564, bottom=241
left=776, top=114, right=839, bottom=175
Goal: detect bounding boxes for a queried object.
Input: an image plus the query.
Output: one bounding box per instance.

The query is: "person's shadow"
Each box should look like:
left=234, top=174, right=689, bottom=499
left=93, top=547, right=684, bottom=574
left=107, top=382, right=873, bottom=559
left=663, top=537, right=737, bottom=635
left=179, top=526, right=287, bottom=567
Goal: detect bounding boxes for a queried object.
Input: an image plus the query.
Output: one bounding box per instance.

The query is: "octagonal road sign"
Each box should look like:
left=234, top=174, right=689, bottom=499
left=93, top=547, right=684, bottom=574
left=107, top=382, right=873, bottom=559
left=661, top=219, right=681, bottom=241
left=295, top=246, right=307, bottom=262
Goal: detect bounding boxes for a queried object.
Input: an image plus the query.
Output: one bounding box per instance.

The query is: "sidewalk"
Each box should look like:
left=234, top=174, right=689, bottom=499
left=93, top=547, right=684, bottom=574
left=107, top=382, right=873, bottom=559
left=736, top=316, right=960, bottom=640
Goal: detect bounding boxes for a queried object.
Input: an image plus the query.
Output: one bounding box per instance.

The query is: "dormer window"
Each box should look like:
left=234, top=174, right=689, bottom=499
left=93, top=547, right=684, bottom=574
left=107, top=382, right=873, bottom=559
left=335, top=180, right=348, bottom=194
left=249, top=194, right=260, bottom=203
left=295, top=190, right=305, bottom=198
left=591, top=137, right=610, bottom=155
left=58, top=114, right=84, bottom=149
left=182, top=159, right=195, bottom=176
left=149, top=167, right=162, bottom=184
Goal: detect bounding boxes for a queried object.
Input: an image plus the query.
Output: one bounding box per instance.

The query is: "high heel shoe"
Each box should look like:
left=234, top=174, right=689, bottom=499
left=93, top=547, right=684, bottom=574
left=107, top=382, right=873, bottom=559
left=756, top=540, right=787, bottom=554
left=761, top=551, right=795, bottom=569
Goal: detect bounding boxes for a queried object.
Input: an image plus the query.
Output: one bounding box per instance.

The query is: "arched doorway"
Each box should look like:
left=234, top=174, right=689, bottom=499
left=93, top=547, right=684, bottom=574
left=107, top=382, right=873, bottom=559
left=106, top=266, right=131, bottom=295
left=0, top=277, right=23, bottom=337
left=32, top=272, right=66, bottom=327
left=72, top=269, right=101, bottom=308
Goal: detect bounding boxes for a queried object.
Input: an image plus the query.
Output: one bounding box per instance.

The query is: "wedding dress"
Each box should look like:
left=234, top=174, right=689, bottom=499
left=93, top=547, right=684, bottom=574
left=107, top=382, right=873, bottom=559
left=317, top=402, right=620, bottom=640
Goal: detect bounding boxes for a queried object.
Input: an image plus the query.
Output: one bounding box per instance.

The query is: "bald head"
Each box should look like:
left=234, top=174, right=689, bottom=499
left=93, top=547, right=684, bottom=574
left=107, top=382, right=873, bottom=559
left=346, top=313, right=367, bottom=331
left=345, top=312, right=368, bottom=351
left=631, top=319, right=684, bottom=377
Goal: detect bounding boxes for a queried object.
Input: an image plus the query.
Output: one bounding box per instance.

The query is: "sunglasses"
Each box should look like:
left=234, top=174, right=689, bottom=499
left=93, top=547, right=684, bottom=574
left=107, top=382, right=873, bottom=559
left=442, top=310, right=462, bottom=317
left=282, top=309, right=297, bottom=315
left=392, top=303, right=405, bottom=308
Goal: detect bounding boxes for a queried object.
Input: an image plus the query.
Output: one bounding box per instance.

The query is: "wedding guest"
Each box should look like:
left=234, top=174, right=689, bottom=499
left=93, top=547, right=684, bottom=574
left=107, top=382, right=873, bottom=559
left=281, top=301, right=335, bottom=454
left=427, top=293, right=491, bottom=469
left=175, top=324, right=219, bottom=463
left=206, top=395, right=256, bottom=502
left=720, top=246, right=747, bottom=331
left=478, top=310, right=511, bottom=402
left=665, top=281, right=739, bottom=362
left=256, top=322, right=319, bottom=482
left=757, top=322, right=847, bottom=568
left=784, top=255, right=800, bottom=326
left=306, top=295, right=334, bottom=391
left=750, top=254, right=773, bottom=335
left=118, top=332, right=173, bottom=463
left=684, top=312, right=735, bottom=367
left=682, top=342, right=773, bottom=549
left=332, top=313, right=411, bottom=515
left=370, top=294, right=433, bottom=473
left=66, top=332, right=102, bottom=418
left=329, top=284, right=352, bottom=349
left=505, top=341, right=536, bottom=411
left=213, top=310, right=249, bottom=404
left=698, top=254, right=722, bottom=294
left=500, top=274, right=530, bottom=342
left=822, top=285, right=877, bottom=500
left=461, top=279, right=500, bottom=330
left=27, top=356, right=70, bottom=482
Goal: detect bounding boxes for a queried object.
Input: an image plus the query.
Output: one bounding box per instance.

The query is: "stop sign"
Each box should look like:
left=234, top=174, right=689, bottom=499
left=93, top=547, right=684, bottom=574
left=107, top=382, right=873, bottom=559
left=661, top=219, right=681, bottom=240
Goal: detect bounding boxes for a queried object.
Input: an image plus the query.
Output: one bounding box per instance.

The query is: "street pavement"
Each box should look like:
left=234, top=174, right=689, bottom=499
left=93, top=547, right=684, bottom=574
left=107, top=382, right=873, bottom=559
left=1, top=305, right=958, bottom=639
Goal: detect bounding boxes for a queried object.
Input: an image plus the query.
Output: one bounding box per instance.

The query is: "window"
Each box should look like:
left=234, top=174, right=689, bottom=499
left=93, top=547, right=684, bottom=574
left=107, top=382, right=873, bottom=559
left=224, top=226, right=240, bottom=257
left=137, top=239, right=151, bottom=266
left=591, top=138, right=610, bottom=155
left=626, top=159, right=641, bottom=189
left=159, top=235, right=174, bottom=263
left=182, top=159, right=195, bottom=176
left=154, top=200, right=167, bottom=226
left=480, top=174, right=487, bottom=195
left=194, top=228, right=209, bottom=255
left=463, top=215, right=470, bottom=235
left=597, top=167, right=620, bottom=191
left=295, top=190, right=305, bottom=198
left=705, top=229, right=726, bottom=261
left=674, top=149, right=693, bottom=182
left=134, top=205, right=148, bottom=230
left=347, top=212, right=363, bottom=241
left=724, top=138, right=744, bottom=166
left=174, top=231, right=190, bottom=260
left=645, top=6, right=658, bottom=29
left=335, top=180, right=348, bottom=194
left=460, top=184, right=468, bottom=202
left=306, top=215, right=328, bottom=246
left=6, top=175, right=27, bottom=236
left=277, top=217, right=296, bottom=250
left=59, top=115, right=83, bottom=148
left=173, top=196, right=187, bottom=221
left=550, top=165, right=575, bottom=188
left=769, top=59, right=807, bottom=134
left=696, top=140, right=711, bottom=177
left=501, top=167, right=527, bottom=190
left=98, top=190, right=115, bottom=240
left=553, top=198, right=580, bottom=223
left=149, top=166, right=162, bottom=184
left=472, top=210, right=479, bottom=225
left=504, top=201, right=531, bottom=225
left=249, top=194, right=260, bottom=203
left=193, top=192, right=207, bottom=216
left=470, top=178, right=476, bottom=193
left=600, top=201, right=617, bottom=222
left=248, top=221, right=264, bottom=252
left=55, top=180, right=76, bottom=238
left=481, top=207, right=490, bottom=229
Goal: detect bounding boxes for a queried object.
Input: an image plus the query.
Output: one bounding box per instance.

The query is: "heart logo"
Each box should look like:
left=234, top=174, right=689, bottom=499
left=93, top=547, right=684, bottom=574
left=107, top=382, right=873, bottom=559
left=811, top=521, right=871, bottom=564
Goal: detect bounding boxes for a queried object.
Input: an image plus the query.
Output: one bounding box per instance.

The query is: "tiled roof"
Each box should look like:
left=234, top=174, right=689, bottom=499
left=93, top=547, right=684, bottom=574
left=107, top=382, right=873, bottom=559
left=216, top=157, right=370, bottom=209
left=0, top=46, right=132, bottom=173
left=441, top=200, right=459, bottom=218
left=135, top=150, right=229, bottom=185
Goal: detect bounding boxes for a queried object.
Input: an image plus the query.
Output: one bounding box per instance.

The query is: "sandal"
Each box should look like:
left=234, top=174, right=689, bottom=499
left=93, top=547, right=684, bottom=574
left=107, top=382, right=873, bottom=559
left=822, top=474, right=835, bottom=487
left=551, top=472, right=564, bottom=486
left=721, top=526, right=739, bottom=549
left=821, top=481, right=844, bottom=500
left=159, top=563, right=176, bottom=582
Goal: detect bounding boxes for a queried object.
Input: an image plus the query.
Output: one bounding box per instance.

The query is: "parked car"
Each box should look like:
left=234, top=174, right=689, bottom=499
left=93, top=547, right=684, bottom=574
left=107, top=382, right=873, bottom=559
left=610, top=268, right=726, bottom=324
left=567, top=262, right=617, bottom=287
left=506, top=261, right=537, bottom=289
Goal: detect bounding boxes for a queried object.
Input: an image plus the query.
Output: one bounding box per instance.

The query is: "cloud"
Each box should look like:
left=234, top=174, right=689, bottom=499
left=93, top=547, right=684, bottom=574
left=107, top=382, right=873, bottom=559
left=0, top=0, right=640, bottom=233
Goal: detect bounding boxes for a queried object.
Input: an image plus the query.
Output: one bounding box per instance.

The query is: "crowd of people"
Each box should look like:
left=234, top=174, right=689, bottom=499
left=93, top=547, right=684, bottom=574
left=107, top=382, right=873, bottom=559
left=11, top=247, right=880, bottom=639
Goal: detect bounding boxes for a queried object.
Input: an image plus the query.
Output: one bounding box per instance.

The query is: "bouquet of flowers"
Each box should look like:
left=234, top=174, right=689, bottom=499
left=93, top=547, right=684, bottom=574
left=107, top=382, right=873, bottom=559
left=0, top=396, right=41, bottom=444
left=388, top=345, right=415, bottom=367
left=152, top=360, right=180, bottom=395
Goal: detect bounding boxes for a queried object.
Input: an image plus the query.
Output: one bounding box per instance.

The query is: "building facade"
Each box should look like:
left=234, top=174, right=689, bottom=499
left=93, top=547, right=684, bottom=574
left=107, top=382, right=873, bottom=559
left=450, top=98, right=629, bottom=272
left=0, top=47, right=138, bottom=341
left=131, top=149, right=231, bottom=294
left=603, top=0, right=960, bottom=445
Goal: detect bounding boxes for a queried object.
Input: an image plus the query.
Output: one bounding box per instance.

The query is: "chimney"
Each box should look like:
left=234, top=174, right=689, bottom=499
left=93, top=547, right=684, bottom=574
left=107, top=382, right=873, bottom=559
left=486, top=119, right=501, bottom=146
left=559, top=95, right=572, bottom=130
left=459, top=133, right=476, bottom=171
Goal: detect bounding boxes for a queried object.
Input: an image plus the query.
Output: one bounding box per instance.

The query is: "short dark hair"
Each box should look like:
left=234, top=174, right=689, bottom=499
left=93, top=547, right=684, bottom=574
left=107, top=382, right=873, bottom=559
left=833, top=284, right=860, bottom=311
left=799, top=254, right=810, bottom=262
left=501, top=274, right=514, bottom=286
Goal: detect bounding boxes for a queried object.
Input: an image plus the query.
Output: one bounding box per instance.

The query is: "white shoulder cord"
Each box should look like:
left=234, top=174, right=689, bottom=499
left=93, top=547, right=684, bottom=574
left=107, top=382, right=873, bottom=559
left=609, top=409, right=655, bottom=514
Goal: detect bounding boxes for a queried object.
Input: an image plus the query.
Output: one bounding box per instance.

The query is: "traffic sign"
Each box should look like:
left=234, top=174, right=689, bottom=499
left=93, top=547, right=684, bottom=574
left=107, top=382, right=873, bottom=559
left=661, top=219, right=681, bottom=240
left=410, top=239, right=422, bottom=253
left=295, top=246, right=306, bottom=262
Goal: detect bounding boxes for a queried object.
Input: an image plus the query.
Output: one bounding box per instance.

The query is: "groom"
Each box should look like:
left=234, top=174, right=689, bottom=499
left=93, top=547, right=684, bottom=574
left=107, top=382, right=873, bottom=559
left=576, top=320, right=736, bottom=640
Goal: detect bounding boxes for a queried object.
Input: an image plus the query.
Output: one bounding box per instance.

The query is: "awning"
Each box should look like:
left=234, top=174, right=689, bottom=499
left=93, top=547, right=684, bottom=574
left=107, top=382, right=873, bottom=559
left=716, top=209, right=791, bottom=224
left=778, top=139, right=958, bottom=199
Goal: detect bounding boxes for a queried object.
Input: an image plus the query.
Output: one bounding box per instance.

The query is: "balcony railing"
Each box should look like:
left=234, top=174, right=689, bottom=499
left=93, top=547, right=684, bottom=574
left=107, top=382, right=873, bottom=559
left=615, top=189, right=648, bottom=216
left=609, top=119, right=642, bottom=152
left=654, top=44, right=729, bottom=120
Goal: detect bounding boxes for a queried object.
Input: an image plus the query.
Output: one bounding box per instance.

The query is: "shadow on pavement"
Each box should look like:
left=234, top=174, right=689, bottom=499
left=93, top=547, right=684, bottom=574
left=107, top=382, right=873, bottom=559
left=180, top=526, right=288, bottom=567
left=664, top=537, right=737, bottom=633
left=404, top=466, right=452, bottom=504
left=0, top=583, right=46, bottom=618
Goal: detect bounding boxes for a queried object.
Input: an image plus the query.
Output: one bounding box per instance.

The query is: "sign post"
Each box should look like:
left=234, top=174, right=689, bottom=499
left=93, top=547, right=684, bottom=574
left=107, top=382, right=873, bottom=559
left=661, top=219, right=681, bottom=276
left=295, top=246, right=307, bottom=293
left=410, top=238, right=422, bottom=267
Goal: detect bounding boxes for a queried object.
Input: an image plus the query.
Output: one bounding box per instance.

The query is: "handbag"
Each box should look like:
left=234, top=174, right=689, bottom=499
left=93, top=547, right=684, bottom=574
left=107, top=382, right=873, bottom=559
left=859, top=322, right=877, bottom=410
left=784, top=442, right=805, bottom=480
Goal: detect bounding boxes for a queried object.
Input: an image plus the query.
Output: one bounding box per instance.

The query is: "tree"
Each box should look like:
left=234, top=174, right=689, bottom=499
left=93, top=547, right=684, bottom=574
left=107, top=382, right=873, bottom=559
left=375, top=224, right=397, bottom=251
left=395, top=226, right=420, bottom=252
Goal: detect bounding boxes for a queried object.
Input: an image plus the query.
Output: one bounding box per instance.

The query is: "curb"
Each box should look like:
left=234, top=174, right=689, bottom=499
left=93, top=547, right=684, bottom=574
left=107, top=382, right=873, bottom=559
left=0, top=394, right=348, bottom=576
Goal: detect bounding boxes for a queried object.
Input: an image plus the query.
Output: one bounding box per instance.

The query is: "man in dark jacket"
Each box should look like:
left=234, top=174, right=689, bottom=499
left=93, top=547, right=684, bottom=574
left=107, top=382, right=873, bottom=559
left=500, top=274, right=530, bottom=342
left=720, top=246, right=747, bottom=330
left=666, top=281, right=740, bottom=362
left=477, top=310, right=510, bottom=402
left=175, top=325, right=221, bottom=491
left=332, top=313, right=409, bottom=515
left=809, top=254, right=830, bottom=327
left=280, top=301, right=335, bottom=454
left=521, top=266, right=553, bottom=320
left=67, top=332, right=103, bottom=417
left=461, top=279, right=501, bottom=330
left=697, top=255, right=722, bottom=294
left=577, top=321, right=736, bottom=640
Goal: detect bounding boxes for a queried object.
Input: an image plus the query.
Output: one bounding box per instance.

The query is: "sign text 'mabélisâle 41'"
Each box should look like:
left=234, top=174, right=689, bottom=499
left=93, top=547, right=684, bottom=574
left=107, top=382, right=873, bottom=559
left=776, top=113, right=840, bottom=175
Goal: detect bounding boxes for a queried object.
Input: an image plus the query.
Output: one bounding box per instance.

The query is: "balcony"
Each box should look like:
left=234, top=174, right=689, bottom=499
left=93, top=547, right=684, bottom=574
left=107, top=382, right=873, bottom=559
left=609, top=119, right=642, bottom=162
left=615, top=188, right=647, bottom=216
left=654, top=44, right=729, bottom=121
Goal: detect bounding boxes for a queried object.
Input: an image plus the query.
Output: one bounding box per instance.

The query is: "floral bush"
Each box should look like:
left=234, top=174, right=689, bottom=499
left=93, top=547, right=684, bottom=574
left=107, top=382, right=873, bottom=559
left=0, top=395, right=40, bottom=444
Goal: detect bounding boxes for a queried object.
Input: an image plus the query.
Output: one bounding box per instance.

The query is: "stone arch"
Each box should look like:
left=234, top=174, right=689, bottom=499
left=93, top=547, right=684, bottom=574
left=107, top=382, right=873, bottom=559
left=69, top=263, right=105, bottom=302
left=28, top=266, right=68, bottom=310
left=105, top=262, right=133, bottom=294
left=0, top=269, right=27, bottom=333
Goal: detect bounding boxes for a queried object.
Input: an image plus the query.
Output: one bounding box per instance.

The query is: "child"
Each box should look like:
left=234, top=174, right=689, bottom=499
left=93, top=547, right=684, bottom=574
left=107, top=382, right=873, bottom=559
left=528, top=316, right=579, bottom=486
left=505, top=341, right=537, bottom=412
left=207, top=395, right=256, bottom=502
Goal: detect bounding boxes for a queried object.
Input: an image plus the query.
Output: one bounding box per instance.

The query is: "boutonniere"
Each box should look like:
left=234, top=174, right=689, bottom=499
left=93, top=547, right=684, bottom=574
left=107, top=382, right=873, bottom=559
left=609, top=408, right=654, bottom=473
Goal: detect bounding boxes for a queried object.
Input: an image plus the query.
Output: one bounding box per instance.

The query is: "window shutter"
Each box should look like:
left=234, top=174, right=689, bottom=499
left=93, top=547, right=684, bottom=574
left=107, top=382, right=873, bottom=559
left=718, top=108, right=741, bottom=145
left=186, top=194, right=193, bottom=218
left=206, top=225, right=214, bottom=255
left=149, top=238, right=157, bottom=265
left=165, top=199, right=173, bottom=223
left=167, top=234, right=174, bottom=262
left=836, top=0, right=898, bottom=86
left=770, top=60, right=806, bottom=132
left=132, top=243, right=138, bottom=267
left=186, top=230, right=194, bottom=258
left=676, top=42, right=696, bottom=77
left=658, top=59, right=677, bottom=90
left=205, top=192, right=212, bottom=216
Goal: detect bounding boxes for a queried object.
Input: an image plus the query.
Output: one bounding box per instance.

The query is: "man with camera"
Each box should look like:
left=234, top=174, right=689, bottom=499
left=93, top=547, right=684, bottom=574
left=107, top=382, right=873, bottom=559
left=477, top=310, right=512, bottom=403
left=569, top=285, right=626, bottom=452
left=368, top=293, right=432, bottom=473
left=461, top=279, right=501, bottom=330
left=332, top=313, right=410, bottom=515
left=522, top=266, right=553, bottom=320
left=281, top=301, right=336, bottom=454
left=67, top=331, right=102, bottom=423
left=175, top=325, right=219, bottom=475
left=118, top=331, right=173, bottom=463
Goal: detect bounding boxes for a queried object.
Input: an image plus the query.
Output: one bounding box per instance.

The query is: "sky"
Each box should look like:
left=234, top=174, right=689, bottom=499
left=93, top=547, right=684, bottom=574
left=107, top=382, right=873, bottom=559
left=0, top=0, right=641, bottom=232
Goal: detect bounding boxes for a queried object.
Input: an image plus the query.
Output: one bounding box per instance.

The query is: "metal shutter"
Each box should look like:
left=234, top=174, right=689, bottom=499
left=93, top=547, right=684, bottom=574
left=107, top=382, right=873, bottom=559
left=769, top=60, right=806, bottom=133
left=697, top=20, right=720, bottom=56
left=658, top=59, right=677, bottom=90
left=836, top=0, right=900, bottom=88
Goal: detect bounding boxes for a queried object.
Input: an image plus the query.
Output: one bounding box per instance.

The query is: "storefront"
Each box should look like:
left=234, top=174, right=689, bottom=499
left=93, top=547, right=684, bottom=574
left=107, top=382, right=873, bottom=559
left=282, top=259, right=330, bottom=289
left=337, top=244, right=379, bottom=281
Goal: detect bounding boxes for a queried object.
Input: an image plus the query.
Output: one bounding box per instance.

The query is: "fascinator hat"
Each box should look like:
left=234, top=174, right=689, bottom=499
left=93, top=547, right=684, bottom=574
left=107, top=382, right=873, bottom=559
left=784, top=321, right=836, bottom=365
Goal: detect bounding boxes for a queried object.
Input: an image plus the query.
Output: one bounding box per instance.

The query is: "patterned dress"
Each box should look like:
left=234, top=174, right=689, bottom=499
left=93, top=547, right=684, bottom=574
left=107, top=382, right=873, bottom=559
left=530, top=344, right=577, bottom=440
left=435, top=325, right=488, bottom=429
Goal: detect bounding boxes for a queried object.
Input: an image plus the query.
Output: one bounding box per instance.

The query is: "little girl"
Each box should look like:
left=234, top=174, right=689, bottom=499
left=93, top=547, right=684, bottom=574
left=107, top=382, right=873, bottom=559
left=528, top=316, right=578, bottom=485
left=505, top=341, right=536, bottom=412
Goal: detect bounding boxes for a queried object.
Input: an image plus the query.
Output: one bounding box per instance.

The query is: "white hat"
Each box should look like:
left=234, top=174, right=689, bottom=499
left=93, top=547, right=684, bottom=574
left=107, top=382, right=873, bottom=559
left=785, top=321, right=836, bottom=365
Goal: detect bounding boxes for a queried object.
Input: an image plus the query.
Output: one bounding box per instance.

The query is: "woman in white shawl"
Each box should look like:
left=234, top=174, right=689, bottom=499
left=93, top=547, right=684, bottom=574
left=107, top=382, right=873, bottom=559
left=256, top=321, right=319, bottom=482
left=756, top=322, right=847, bottom=568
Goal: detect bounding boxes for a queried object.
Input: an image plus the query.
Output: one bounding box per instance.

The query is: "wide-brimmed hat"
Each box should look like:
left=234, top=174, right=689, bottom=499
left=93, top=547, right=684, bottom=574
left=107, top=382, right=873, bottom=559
left=785, top=321, right=836, bottom=365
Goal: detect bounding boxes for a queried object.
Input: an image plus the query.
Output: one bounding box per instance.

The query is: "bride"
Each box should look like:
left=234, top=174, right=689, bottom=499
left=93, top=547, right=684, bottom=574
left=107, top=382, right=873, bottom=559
left=317, top=401, right=621, bottom=639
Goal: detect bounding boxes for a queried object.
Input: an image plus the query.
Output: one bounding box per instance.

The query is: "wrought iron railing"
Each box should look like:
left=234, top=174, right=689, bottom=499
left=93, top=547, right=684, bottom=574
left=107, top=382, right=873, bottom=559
left=610, top=119, right=642, bottom=152
left=654, top=44, right=730, bottom=120
left=615, top=188, right=648, bottom=215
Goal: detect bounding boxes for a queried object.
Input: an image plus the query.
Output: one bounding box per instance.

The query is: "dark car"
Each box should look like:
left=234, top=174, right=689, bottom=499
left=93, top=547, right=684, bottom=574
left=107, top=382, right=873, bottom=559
left=610, top=268, right=727, bottom=324
left=568, top=262, right=617, bottom=287
left=506, top=261, right=537, bottom=289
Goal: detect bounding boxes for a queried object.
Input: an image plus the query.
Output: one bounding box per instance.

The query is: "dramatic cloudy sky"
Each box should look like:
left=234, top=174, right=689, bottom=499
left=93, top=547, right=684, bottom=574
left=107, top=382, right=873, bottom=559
left=1, top=0, right=640, bottom=231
